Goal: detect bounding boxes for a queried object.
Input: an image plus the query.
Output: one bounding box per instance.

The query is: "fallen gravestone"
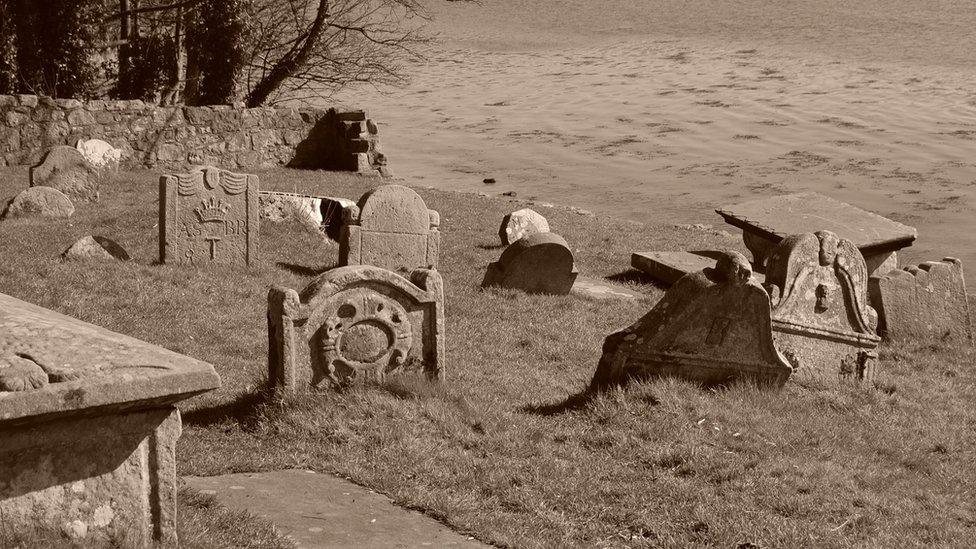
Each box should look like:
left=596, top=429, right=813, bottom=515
left=61, top=235, right=131, bottom=261
left=0, top=292, right=220, bottom=546
left=592, top=251, right=792, bottom=389
left=571, top=277, right=646, bottom=301
left=2, top=186, right=74, bottom=219
left=716, top=192, right=916, bottom=276
left=869, top=257, right=973, bottom=344
left=482, top=232, right=578, bottom=295
left=268, top=265, right=445, bottom=392
left=765, top=231, right=881, bottom=383
left=630, top=250, right=767, bottom=286
left=30, top=146, right=100, bottom=202
left=339, top=185, right=440, bottom=273
left=499, top=208, right=550, bottom=245
left=159, top=165, right=259, bottom=266
left=76, top=138, right=122, bottom=172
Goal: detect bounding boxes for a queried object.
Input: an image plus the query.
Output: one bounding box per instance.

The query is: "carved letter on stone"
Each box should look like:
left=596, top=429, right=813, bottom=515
left=268, top=265, right=445, bottom=392
left=591, top=251, right=792, bottom=389
left=159, top=166, right=259, bottom=266
left=764, top=231, right=881, bottom=382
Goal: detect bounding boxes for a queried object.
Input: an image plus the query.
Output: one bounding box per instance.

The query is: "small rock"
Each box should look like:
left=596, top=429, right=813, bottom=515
left=499, top=208, right=550, bottom=245
left=501, top=191, right=517, bottom=197
left=483, top=178, right=496, bottom=184
left=61, top=236, right=130, bottom=261
left=76, top=138, right=123, bottom=171
left=2, top=186, right=75, bottom=219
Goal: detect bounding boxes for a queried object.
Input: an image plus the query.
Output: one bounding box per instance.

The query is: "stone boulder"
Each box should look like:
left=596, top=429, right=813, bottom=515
left=498, top=208, right=550, bottom=245
left=30, top=146, right=99, bottom=202
left=61, top=236, right=131, bottom=262
left=76, top=138, right=123, bottom=171
left=2, top=186, right=75, bottom=219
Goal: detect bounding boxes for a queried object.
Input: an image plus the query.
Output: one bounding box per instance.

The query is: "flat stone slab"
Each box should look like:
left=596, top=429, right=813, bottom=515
left=716, top=192, right=917, bottom=256
left=632, top=251, right=765, bottom=285
left=184, top=470, right=491, bottom=549
left=571, top=277, right=647, bottom=301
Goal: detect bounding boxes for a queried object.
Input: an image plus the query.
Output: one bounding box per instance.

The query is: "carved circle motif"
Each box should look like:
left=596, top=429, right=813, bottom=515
left=313, top=289, right=413, bottom=384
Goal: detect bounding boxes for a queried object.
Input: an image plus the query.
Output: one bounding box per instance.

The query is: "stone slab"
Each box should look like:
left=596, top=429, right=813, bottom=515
left=631, top=250, right=769, bottom=286
left=716, top=192, right=917, bottom=258
left=0, top=292, right=220, bottom=426
left=184, top=470, right=491, bottom=549
left=571, top=277, right=647, bottom=301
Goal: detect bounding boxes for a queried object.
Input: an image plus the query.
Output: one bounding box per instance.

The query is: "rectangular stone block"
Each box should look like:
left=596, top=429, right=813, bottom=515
left=159, top=165, right=260, bottom=266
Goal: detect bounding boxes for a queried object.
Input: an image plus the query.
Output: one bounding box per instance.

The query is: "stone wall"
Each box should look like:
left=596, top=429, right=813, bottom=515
left=0, top=94, right=387, bottom=173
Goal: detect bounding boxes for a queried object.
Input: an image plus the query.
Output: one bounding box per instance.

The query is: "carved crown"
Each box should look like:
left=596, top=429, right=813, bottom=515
left=195, top=196, right=230, bottom=223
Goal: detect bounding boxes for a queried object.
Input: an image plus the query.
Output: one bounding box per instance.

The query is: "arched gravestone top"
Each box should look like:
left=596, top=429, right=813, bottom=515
left=357, top=185, right=431, bottom=234
left=482, top=232, right=578, bottom=295
left=2, top=186, right=74, bottom=219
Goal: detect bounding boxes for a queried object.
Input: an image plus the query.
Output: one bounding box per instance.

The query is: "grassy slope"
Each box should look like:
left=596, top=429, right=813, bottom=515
left=1, top=167, right=974, bottom=548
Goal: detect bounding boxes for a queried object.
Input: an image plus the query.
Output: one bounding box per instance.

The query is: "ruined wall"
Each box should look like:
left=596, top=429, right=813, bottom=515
left=0, top=94, right=387, bottom=173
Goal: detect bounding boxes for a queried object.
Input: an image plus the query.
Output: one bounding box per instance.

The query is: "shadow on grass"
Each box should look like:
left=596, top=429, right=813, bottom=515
left=605, top=268, right=665, bottom=288
left=521, top=389, right=600, bottom=416
left=476, top=242, right=505, bottom=251
left=276, top=261, right=335, bottom=277
left=183, top=390, right=274, bottom=429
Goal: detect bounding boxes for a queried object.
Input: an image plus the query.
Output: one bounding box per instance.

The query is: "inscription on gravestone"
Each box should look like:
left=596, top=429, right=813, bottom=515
left=159, top=166, right=259, bottom=265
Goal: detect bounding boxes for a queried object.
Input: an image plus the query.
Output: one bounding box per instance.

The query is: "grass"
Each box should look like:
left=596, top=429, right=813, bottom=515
left=2, top=166, right=975, bottom=548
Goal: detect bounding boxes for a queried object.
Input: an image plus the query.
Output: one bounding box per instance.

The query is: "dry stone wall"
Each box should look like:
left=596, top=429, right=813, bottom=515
left=0, top=94, right=385, bottom=173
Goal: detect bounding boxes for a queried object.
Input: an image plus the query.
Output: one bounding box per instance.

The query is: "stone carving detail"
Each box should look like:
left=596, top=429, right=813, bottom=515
left=482, top=232, right=578, bottom=295
left=268, top=265, right=445, bottom=392
left=159, top=165, right=259, bottom=265
left=764, top=231, right=881, bottom=382
left=338, top=185, right=439, bottom=273
left=592, top=251, right=792, bottom=389
left=869, top=257, right=973, bottom=344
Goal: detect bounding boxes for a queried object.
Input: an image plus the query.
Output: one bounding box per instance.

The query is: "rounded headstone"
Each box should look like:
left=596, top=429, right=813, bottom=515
left=482, top=232, right=578, bottom=295
left=498, top=208, right=550, bottom=245
left=357, top=185, right=430, bottom=233
left=61, top=236, right=131, bottom=261
left=76, top=138, right=122, bottom=171
left=2, top=186, right=75, bottom=219
left=30, top=146, right=99, bottom=202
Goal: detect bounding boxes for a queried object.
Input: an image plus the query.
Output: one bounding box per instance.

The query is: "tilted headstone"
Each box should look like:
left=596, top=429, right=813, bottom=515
left=498, top=208, right=550, bottom=245
left=30, top=146, right=100, bottom=202
left=2, top=186, right=74, bottom=219
left=159, top=166, right=259, bottom=266
left=482, top=232, right=578, bottom=295
left=268, top=265, right=445, bottom=392
left=869, top=257, right=972, bottom=344
left=76, top=138, right=123, bottom=171
left=764, top=231, right=881, bottom=382
left=0, top=292, right=220, bottom=546
left=591, top=251, right=792, bottom=389
left=338, top=185, right=440, bottom=273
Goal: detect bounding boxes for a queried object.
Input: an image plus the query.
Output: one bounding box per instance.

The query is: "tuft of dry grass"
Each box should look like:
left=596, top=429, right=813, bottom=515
left=2, top=166, right=974, bottom=548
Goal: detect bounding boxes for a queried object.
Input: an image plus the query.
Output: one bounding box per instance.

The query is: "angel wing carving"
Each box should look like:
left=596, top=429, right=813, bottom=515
left=175, top=172, right=202, bottom=196
left=833, top=238, right=877, bottom=334
left=220, top=172, right=249, bottom=195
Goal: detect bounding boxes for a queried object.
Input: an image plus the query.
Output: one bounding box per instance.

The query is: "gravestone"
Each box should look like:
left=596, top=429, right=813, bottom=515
left=482, top=232, right=578, bottom=295
left=76, top=138, right=122, bottom=171
left=499, top=208, right=550, bottom=245
left=0, top=293, right=220, bottom=546
left=61, top=235, right=131, bottom=261
left=30, top=146, right=100, bottom=202
left=2, top=186, right=74, bottom=219
left=268, top=266, right=445, bottom=392
left=630, top=250, right=767, bottom=286
left=869, top=257, right=972, bottom=344
left=592, top=251, right=792, bottom=389
left=716, top=192, right=916, bottom=276
left=339, top=185, right=440, bottom=273
left=159, top=166, right=259, bottom=266
left=764, top=231, right=881, bottom=382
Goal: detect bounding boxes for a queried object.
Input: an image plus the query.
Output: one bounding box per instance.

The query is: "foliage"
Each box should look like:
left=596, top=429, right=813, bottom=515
left=187, top=0, right=253, bottom=105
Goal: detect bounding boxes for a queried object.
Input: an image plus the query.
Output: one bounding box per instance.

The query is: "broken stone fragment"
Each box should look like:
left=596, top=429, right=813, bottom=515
left=498, top=208, right=550, bottom=245
left=61, top=236, right=131, bottom=261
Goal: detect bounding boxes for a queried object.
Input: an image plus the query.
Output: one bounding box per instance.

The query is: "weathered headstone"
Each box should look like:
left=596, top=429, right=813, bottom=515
left=630, top=250, right=767, bottom=286
left=592, top=251, right=792, bottom=389
left=61, top=235, right=131, bottom=262
left=30, top=146, right=100, bottom=202
left=498, top=208, right=550, bottom=245
left=76, top=138, right=123, bottom=171
left=716, top=192, right=916, bottom=276
left=0, top=292, right=220, bottom=546
left=159, top=165, right=259, bottom=266
left=764, top=231, right=881, bottom=382
left=338, top=185, right=440, bottom=273
left=2, top=186, right=74, bottom=219
left=268, top=265, right=445, bottom=392
left=482, top=232, right=578, bottom=295
left=869, top=257, right=972, bottom=344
